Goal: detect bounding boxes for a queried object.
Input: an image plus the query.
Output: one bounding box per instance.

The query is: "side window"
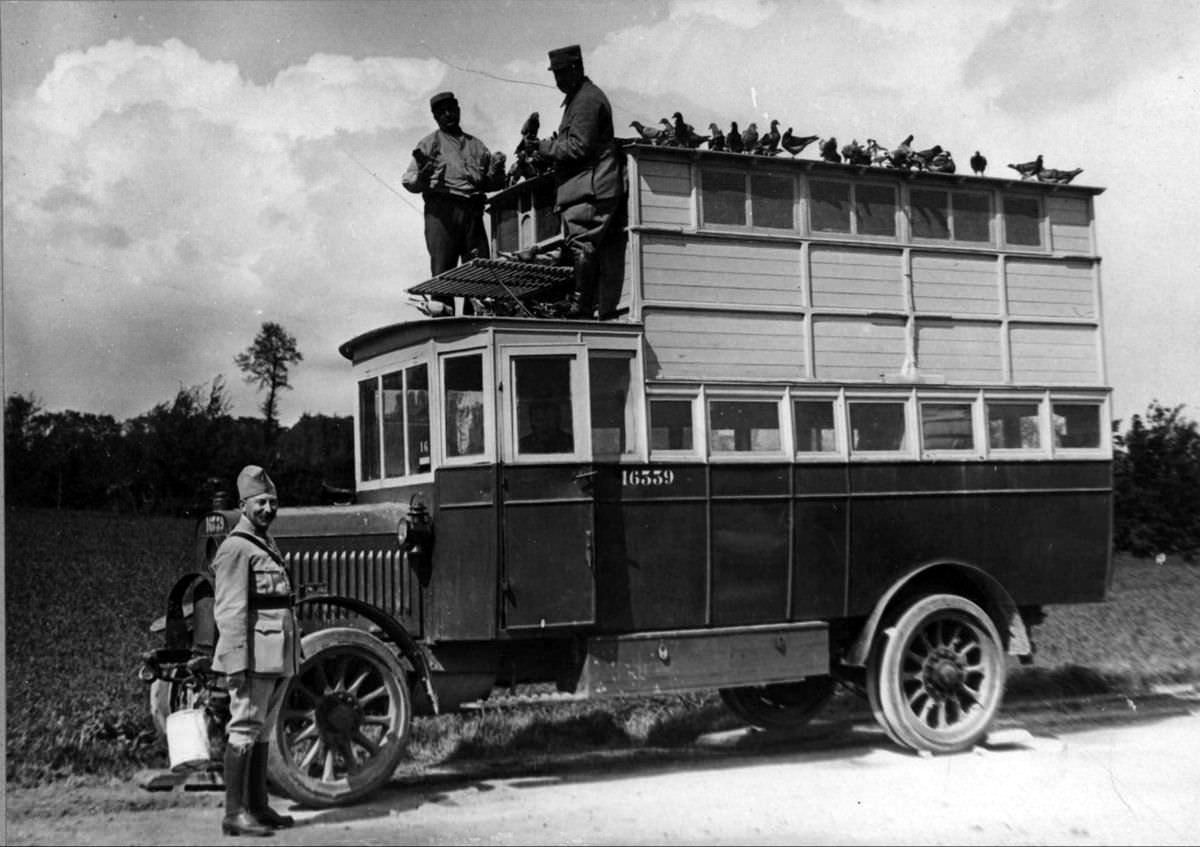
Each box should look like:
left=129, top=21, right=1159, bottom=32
left=358, top=377, right=380, bottom=481
left=515, top=356, right=575, bottom=456
left=382, top=364, right=430, bottom=477
left=793, top=399, right=837, bottom=454
left=701, top=167, right=746, bottom=226
left=810, top=180, right=850, bottom=232
left=921, top=402, right=975, bottom=451
left=1053, top=403, right=1102, bottom=449
left=1004, top=196, right=1042, bottom=246
left=911, top=188, right=949, bottom=239
left=849, top=401, right=908, bottom=452
left=954, top=192, right=991, bottom=242
left=750, top=172, right=794, bottom=229
left=650, top=398, right=694, bottom=451
left=709, top=399, right=781, bottom=453
left=987, top=401, right=1041, bottom=449
left=444, top=355, right=484, bottom=459
left=856, top=183, right=896, bottom=236
left=589, top=354, right=635, bottom=456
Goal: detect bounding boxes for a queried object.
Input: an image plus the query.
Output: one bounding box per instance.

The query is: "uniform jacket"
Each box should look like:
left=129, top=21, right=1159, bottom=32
left=402, top=129, right=505, bottom=203
left=212, top=515, right=302, bottom=677
left=539, top=77, right=624, bottom=209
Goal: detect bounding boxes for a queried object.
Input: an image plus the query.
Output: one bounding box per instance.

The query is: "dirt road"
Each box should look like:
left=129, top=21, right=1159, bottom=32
left=8, top=701, right=1199, bottom=845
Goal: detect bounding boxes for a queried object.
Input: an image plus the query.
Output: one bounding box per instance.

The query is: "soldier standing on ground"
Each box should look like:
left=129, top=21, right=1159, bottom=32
left=529, top=44, right=627, bottom=319
left=403, top=91, right=507, bottom=316
left=212, top=465, right=302, bottom=837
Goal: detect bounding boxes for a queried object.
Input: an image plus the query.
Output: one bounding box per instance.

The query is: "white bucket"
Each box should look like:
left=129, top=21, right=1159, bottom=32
left=166, top=708, right=211, bottom=772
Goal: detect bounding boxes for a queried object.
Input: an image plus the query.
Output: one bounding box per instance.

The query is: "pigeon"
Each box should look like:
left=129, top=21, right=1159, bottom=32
left=630, top=120, right=668, bottom=145
left=727, top=121, right=744, bottom=153
left=658, top=117, right=679, bottom=145
left=755, top=119, right=781, bottom=155
left=819, top=137, right=841, bottom=163
left=515, top=111, right=539, bottom=154
left=740, top=122, right=759, bottom=152
left=1007, top=154, right=1044, bottom=179
left=841, top=138, right=871, bottom=166
left=970, top=150, right=987, bottom=176
left=672, top=112, right=708, bottom=148
left=910, top=144, right=944, bottom=171
left=1037, top=167, right=1083, bottom=184
left=891, top=134, right=914, bottom=169
left=780, top=128, right=819, bottom=157
left=707, top=122, right=726, bottom=152
left=928, top=149, right=956, bottom=174
left=865, top=138, right=892, bottom=166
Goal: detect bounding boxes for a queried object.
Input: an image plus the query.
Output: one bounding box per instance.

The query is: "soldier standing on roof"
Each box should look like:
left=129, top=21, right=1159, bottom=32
left=529, top=44, right=627, bottom=319
left=403, top=91, right=507, bottom=316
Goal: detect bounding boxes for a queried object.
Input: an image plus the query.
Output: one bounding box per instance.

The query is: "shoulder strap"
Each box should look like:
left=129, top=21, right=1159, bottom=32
left=229, top=530, right=285, bottom=566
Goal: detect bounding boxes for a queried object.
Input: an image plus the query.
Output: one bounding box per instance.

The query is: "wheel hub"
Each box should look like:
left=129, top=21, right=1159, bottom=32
left=316, top=690, right=363, bottom=736
left=924, top=648, right=964, bottom=698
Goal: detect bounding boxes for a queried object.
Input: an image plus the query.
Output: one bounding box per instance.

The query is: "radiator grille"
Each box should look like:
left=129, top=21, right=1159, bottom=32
left=287, top=546, right=414, bottom=624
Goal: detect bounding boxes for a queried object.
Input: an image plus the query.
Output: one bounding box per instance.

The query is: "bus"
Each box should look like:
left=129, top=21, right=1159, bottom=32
left=144, top=141, right=1112, bottom=808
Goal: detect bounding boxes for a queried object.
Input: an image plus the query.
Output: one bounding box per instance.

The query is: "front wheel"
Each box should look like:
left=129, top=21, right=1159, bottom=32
left=867, top=594, right=1006, bottom=754
left=268, top=627, right=412, bottom=808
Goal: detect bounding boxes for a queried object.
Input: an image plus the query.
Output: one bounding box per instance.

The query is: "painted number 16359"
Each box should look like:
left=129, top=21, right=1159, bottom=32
left=621, top=468, right=675, bottom=487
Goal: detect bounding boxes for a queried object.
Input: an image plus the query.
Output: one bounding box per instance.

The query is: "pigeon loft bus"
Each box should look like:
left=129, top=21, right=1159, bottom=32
left=146, top=142, right=1112, bottom=807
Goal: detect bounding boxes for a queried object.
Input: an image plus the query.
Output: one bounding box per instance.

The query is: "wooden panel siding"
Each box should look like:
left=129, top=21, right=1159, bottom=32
left=1009, top=323, right=1100, bottom=384
left=1006, top=259, right=1097, bottom=319
left=810, top=246, right=903, bottom=311
left=641, top=234, right=802, bottom=307
left=911, top=252, right=1000, bottom=315
left=638, top=158, right=693, bottom=228
left=812, top=315, right=907, bottom=381
left=1047, top=196, right=1093, bottom=255
left=915, top=319, right=1004, bottom=382
left=643, top=308, right=806, bottom=381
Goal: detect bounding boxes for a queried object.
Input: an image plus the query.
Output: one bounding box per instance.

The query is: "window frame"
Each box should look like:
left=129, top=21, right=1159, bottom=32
left=1049, top=394, right=1110, bottom=458
left=983, top=392, right=1050, bottom=459
left=845, top=391, right=917, bottom=460
left=646, top=389, right=703, bottom=460
left=438, top=348, right=495, bottom=468
left=503, top=345, right=590, bottom=463
left=354, top=347, right=436, bottom=490
left=703, top=387, right=789, bottom=461
left=1002, top=192, right=1045, bottom=249
left=918, top=393, right=983, bottom=459
left=697, top=163, right=799, bottom=232
left=806, top=177, right=898, bottom=240
left=587, top=349, right=645, bottom=462
left=789, top=389, right=845, bottom=460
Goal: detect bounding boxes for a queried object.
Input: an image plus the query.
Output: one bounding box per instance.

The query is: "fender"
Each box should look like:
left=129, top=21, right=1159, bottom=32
left=149, top=572, right=215, bottom=652
left=296, top=594, right=441, bottom=715
left=842, top=560, right=1032, bottom=668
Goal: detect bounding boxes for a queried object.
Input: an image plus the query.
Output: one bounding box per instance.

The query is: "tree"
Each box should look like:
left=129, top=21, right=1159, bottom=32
left=1113, top=401, right=1200, bottom=560
left=234, top=322, right=303, bottom=444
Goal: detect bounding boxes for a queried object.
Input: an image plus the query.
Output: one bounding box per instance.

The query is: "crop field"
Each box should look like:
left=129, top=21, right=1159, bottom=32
left=6, top=508, right=1200, bottom=788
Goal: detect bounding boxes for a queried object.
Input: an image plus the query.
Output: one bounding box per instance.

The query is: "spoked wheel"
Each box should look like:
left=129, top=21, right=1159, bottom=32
left=268, top=627, right=412, bottom=808
left=719, top=677, right=836, bottom=731
left=867, top=594, right=1006, bottom=754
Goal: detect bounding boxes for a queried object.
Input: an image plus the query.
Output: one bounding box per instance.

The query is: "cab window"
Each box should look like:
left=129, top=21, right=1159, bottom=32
left=515, top=356, right=575, bottom=455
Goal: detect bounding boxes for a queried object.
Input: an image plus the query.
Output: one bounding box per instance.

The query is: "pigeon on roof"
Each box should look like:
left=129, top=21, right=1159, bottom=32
left=740, top=122, right=759, bottom=152
left=672, top=112, right=708, bottom=148
left=841, top=138, right=871, bottom=165
left=755, top=119, right=781, bottom=155
left=928, top=149, right=956, bottom=174
left=970, top=150, right=987, bottom=176
left=911, top=144, right=944, bottom=170
left=1037, top=167, right=1083, bottom=184
left=866, top=139, right=892, bottom=166
left=820, top=137, right=841, bottom=163
left=891, top=134, right=915, bottom=169
left=630, top=120, right=668, bottom=145
left=780, top=128, right=819, bottom=157
left=707, top=123, right=726, bottom=151
left=1007, top=154, right=1044, bottom=179
left=727, top=121, right=744, bottom=153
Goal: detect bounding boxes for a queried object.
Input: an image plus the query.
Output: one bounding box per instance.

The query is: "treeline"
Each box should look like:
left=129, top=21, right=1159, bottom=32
left=5, top=377, right=353, bottom=516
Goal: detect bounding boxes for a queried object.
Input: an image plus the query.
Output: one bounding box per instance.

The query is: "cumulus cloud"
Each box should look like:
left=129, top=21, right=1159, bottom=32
left=669, top=0, right=777, bottom=29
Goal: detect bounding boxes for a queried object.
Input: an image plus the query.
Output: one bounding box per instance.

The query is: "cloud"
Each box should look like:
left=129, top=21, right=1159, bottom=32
left=668, top=0, right=777, bottom=29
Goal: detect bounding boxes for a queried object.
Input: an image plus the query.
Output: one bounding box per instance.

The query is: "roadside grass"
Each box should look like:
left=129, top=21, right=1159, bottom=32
left=7, top=508, right=1200, bottom=788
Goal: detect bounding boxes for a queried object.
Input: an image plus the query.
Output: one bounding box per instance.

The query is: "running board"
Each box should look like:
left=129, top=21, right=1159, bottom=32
left=576, top=622, right=829, bottom=698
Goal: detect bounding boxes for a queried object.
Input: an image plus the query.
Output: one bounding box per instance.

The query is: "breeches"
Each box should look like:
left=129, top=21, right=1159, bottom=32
left=226, top=673, right=287, bottom=749
left=424, top=197, right=489, bottom=277
left=560, top=197, right=626, bottom=312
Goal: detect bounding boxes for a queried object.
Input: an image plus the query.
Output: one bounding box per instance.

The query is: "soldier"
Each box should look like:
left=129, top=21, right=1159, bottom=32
left=403, top=91, right=507, bottom=316
left=529, top=44, right=627, bottom=319
left=212, top=465, right=302, bottom=837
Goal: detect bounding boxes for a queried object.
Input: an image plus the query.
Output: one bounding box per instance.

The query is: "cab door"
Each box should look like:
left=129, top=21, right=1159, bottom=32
left=499, top=347, right=596, bottom=629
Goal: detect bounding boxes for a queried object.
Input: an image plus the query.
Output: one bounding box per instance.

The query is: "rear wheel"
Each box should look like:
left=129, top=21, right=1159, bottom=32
left=867, top=594, right=1005, bottom=754
left=268, top=627, right=412, bottom=808
left=719, top=677, right=836, bottom=731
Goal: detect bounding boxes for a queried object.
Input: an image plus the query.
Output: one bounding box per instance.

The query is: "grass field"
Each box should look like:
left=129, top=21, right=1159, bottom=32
left=7, top=508, right=1200, bottom=788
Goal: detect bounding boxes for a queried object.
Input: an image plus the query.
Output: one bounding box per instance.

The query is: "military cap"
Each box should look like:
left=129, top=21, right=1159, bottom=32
left=429, top=91, right=458, bottom=111
left=547, top=44, right=583, bottom=70
left=237, top=465, right=277, bottom=500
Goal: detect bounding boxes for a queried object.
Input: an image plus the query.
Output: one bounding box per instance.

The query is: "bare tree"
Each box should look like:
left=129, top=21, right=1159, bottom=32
left=234, top=321, right=303, bottom=443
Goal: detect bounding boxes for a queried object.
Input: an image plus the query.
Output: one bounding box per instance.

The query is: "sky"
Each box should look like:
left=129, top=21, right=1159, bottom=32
left=2, top=0, right=1198, bottom=428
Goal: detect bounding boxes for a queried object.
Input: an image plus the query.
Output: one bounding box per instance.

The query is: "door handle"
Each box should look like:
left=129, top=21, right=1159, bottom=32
left=572, top=469, right=599, bottom=481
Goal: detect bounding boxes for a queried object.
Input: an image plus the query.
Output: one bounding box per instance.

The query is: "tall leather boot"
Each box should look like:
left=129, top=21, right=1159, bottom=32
left=249, top=742, right=294, bottom=829
left=221, top=744, right=273, bottom=837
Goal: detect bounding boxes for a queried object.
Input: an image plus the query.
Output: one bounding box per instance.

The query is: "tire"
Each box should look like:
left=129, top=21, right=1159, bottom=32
left=719, top=677, right=836, bottom=731
left=267, top=627, right=412, bottom=808
left=867, top=594, right=1006, bottom=754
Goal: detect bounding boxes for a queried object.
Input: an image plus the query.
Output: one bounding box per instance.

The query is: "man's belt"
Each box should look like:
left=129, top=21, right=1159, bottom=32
left=249, top=596, right=293, bottom=610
